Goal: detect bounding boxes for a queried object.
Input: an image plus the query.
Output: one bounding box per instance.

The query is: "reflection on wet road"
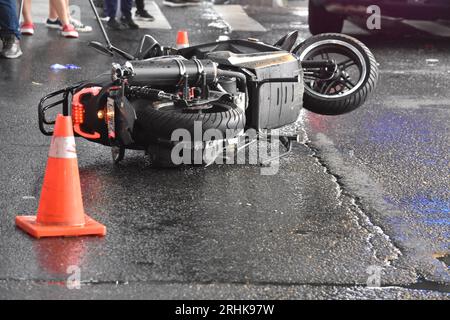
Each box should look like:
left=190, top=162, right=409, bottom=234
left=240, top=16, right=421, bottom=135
left=301, top=34, right=450, bottom=286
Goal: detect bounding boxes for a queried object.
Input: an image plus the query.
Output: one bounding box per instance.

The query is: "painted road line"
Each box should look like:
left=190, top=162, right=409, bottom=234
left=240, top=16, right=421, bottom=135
left=342, top=20, right=371, bottom=35
left=213, top=5, right=266, bottom=32
left=402, top=20, right=450, bottom=37
left=291, top=6, right=308, bottom=17
left=132, top=1, right=171, bottom=30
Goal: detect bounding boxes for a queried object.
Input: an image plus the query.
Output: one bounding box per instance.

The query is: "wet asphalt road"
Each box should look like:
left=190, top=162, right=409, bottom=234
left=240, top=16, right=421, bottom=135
left=0, top=1, right=449, bottom=299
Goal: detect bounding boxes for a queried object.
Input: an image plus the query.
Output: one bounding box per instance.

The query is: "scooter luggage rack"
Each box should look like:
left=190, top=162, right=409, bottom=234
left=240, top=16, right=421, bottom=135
left=38, top=85, right=78, bottom=136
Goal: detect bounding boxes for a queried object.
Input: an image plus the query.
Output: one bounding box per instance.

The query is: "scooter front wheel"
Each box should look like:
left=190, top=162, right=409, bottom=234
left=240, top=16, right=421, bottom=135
left=296, top=33, right=379, bottom=115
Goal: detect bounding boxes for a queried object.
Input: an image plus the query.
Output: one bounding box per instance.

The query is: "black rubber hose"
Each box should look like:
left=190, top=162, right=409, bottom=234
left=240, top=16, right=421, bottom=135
left=216, top=69, right=247, bottom=92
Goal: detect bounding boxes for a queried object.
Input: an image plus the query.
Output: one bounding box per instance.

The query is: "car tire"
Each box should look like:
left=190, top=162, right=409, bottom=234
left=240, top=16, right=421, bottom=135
left=308, top=1, right=344, bottom=35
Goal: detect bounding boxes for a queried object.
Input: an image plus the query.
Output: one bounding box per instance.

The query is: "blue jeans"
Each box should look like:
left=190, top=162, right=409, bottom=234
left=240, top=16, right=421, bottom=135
left=0, top=0, right=20, bottom=39
left=104, top=0, right=133, bottom=19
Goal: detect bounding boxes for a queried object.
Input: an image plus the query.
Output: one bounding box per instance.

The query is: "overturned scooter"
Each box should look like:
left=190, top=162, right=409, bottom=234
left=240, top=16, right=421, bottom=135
left=38, top=0, right=378, bottom=166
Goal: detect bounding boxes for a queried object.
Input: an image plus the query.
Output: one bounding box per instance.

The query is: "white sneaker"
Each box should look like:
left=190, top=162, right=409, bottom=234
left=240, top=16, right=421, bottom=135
left=1, top=35, right=23, bottom=59
left=70, top=18, right=93, bottom=32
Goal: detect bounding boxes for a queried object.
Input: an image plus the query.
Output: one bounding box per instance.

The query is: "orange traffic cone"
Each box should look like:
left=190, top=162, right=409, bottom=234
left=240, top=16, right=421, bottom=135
left=176, top=30, right=189, bottom=49
left=15, top=114, right=106, bottom=238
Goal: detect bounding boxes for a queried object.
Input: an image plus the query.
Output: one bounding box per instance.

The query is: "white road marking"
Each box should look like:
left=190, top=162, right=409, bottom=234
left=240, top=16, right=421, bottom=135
left=212, top=5, right=266, bottom=32
left=291, top=7, right=308, bottom=17
left=342, top=20, right=371, bottom=35
left=403, top=20, right=450, bottom=37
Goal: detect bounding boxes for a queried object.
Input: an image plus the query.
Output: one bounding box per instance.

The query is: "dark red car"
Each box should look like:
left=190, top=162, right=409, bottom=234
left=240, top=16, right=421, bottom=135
left=309, top=0, right=450, bottom=34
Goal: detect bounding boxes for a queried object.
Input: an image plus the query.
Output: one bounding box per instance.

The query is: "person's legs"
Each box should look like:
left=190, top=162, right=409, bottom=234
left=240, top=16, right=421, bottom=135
left=0, top=0, right=20, bottom=39
left=20, top=0, right=35, bottom=35
left=120, top=0, right=132, bottom=18
left=22, top=0, right=33, bottom=24
left=46, top=0, right=62, bottom=29
left=0, top=0, right=23, bottom=58
left=105, top=0, right=125, bottom=30
left=48, top=3, right=57, bottom=19
left=120, top=0, right=139, bottom=28
left=49, top=0, right=79, bottom=37
left=104, top=0, right=118, bottom=19
left=135, top=0, right=144, bottom=12
left=93, top=0, right=103, bottom=8
left=65, top=0, right=69, bottom=19
left=134, top=0, right=154, bottom=20
left=49, top=0, right=69, bottom=25
left=64, top=0, right=92, bottom=32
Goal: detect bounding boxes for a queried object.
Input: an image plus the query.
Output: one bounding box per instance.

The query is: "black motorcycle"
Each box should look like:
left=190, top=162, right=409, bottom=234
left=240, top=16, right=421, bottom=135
left=38, top=1, right=378, bottom=166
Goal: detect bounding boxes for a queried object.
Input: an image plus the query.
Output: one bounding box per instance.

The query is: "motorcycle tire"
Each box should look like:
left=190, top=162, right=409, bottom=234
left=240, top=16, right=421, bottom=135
left=296, top=33, right=379, bottom=116
left=133, top=98, right=245, bottom=145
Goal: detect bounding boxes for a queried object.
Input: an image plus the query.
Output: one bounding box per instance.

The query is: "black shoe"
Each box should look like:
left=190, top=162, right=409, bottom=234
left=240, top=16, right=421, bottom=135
left=99, top=8, right=109, bottom=21
left=135, top=10, right=155, bottom=21
left=163, top=0, right=202, bottom=7
left=93, top=0, right=103, bottom=8
left=0, top=34, right=22, bottom=59
left=107, top=17, right=125, bottom=30
left=120, top=16, right=140, bottom=29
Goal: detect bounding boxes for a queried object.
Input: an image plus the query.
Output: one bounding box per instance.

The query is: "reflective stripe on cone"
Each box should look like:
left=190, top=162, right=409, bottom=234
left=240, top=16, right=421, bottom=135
left=48, top=136, right=77, bottom=159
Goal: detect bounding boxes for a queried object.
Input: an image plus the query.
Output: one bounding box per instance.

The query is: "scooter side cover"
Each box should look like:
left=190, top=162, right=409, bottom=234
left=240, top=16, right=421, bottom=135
left=245, top=53, right=304, bottom=129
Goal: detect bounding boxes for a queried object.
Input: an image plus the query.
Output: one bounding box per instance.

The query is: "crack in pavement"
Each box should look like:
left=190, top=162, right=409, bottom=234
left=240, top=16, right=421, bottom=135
left=296, top=121, right=402, bottom=268
left=293, top=111, right=450, bottom=292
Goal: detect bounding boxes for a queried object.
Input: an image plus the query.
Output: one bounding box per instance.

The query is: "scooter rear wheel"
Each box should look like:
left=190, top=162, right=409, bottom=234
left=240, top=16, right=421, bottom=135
left=133, top=98, right=245, bottom=143
left=133, top=98, right=245, bottom=167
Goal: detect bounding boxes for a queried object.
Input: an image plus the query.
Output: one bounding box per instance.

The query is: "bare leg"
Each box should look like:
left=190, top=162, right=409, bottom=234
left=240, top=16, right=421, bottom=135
left=22, top=0, right=33, bottom=24
left=49, top=0, right=69, bottom=25
left=48, top=0, right=58, bottom=20
left=49, top=0, right=71, bottom=21
left=65, top=0, right=70, bottom=20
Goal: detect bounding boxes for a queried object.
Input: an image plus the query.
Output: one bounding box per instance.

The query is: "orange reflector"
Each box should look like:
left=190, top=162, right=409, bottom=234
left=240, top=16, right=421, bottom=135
left=71, top=87, right=102, bottom=125
left=72, top=103, right=84, bottom=125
